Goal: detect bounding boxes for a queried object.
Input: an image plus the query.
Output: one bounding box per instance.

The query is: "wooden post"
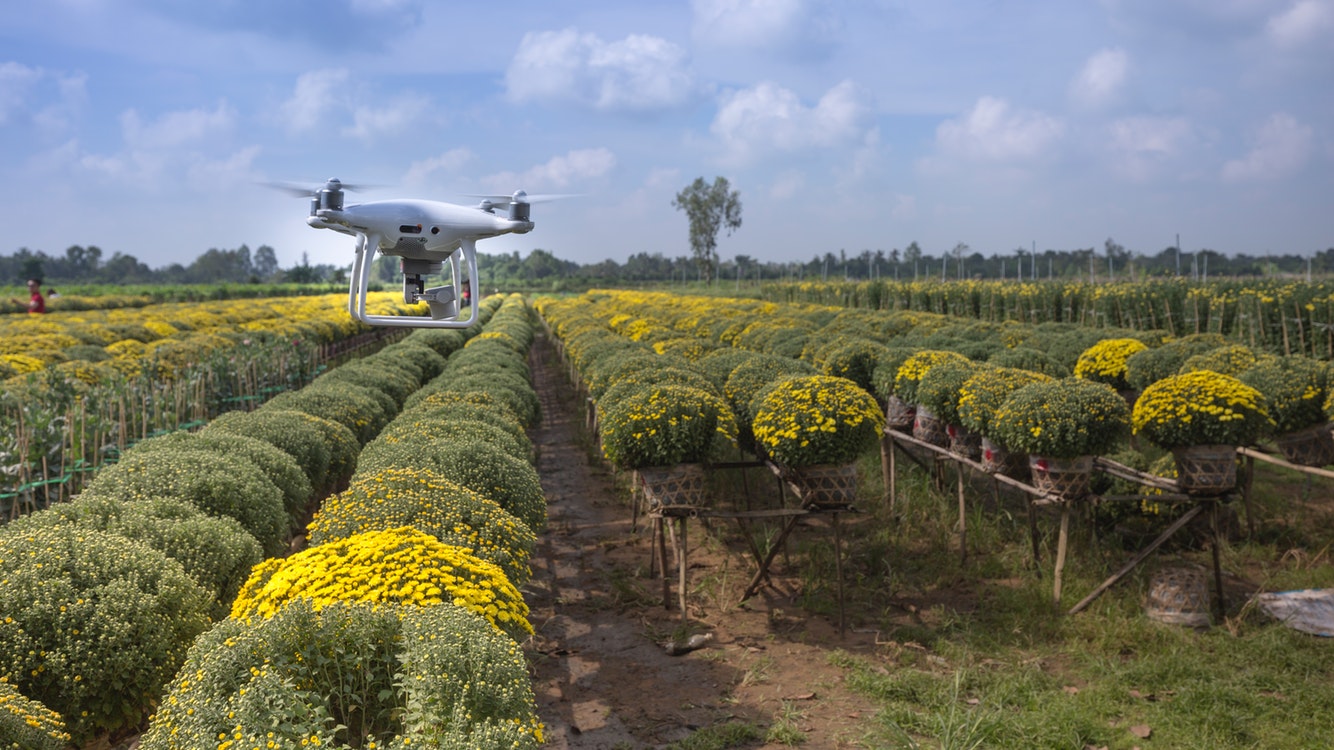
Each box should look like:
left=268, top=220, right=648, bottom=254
left=880, top=434, right=892, bottom=509
left=1209, top=500, right=1227, bottom=620
left=888, top=435, right=898, bottom=513
left=957, top=461, right=967, bottom=564
left=833, top=511, right=846, bottom=636
left=1053, top=503, right=1071, bottom=608
left=678, top=517, right=689, bottom=623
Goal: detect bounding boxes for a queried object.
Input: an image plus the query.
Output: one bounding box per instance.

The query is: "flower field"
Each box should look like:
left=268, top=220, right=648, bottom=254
left=764, top=277, right=1334, bottom=360
left=1, top=292, right=426, bottom=519
left=537, top=286, right=1334, bottom=512
left=5, top=278, right=1334, bottom=748
left=0, top=293, right=548, bottom=747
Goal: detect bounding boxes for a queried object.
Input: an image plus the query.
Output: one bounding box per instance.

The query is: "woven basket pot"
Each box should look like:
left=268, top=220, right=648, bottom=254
left=1144, top=565, right=1211, bottom=628
left=1275, top=423, right=1334, bottom=467
left=946, top=423, right=982, bottom=461
left=1028, top=454, right=1094, bottom=500
left=912, top=406, right=949, bottom=447
left=792, top=463, right=858, bottom=509
left=1171, top=444, right=1237, bottom=495
left=981, top=437, right=1029, bottom=479
left=885, top=395, right=917, bottom=431
left=639, top=463, right=708, bottom=508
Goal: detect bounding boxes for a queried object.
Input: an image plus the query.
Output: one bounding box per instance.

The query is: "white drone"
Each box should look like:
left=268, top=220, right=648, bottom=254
left=281, top=178, right=564, bottom=328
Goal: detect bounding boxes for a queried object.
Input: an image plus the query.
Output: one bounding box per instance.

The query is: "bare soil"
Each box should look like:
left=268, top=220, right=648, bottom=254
left=524, top=335, right=885, bottom=749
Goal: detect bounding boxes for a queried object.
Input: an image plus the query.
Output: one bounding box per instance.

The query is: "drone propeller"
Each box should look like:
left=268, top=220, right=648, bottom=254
left=261, top=178, right=380, bottom=198
left=464, top=190, right=582, bottom=206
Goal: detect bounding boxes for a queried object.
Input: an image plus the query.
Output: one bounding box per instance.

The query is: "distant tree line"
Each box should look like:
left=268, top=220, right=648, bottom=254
left=0, top=244, right=344, bottom=286
left=6, top=237, right=1333, bottom=291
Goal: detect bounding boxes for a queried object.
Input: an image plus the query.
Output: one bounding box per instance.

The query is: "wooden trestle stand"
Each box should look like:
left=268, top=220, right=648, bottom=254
left=637, top=461, right=857, bottom=634
left=883, top=427, right=1235, bottom=619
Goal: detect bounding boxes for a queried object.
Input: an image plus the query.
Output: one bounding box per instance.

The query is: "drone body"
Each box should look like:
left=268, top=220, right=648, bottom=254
left=295, top=178, right=551, bottom=328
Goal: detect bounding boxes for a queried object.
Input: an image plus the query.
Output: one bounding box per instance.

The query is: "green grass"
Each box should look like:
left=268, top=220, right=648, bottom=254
left=665, top=721, right=765, bottom=750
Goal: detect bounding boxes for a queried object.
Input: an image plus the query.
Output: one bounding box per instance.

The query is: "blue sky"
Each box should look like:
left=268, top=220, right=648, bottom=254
left=1, top=0, right=1331, bottom=271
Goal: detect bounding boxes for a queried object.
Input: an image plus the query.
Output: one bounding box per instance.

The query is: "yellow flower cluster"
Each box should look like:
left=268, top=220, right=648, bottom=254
left=307, top=467, right=536, bottom=586
left=1132, top=370, right=1271, bottom=449
left=0, top=680, right=71, bottom=750
left=1073, top=337, right=1147, bottom=389
left=231, top=526, right=533, bottom=640
left=753, top=375, right=885, bottom=467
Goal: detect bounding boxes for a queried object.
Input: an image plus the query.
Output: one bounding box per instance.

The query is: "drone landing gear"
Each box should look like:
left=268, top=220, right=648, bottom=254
left=347, top=235, right=479, bottom=329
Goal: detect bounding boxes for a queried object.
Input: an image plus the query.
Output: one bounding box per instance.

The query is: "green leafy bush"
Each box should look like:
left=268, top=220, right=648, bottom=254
left=0, top=525, right=211, bottom=742
left=356, top=436, right=546, bottom=533
left=308, top=467, right=535, bottom=586
left=204, top=406, right=360, bottom=491
left=373, top=416, right=532, bottom=463
left=1180, top=344, right=1275, bottom=377
left=126, top=431, right=313, bottom=525
left=1239, top=356, right=1331, bottom=435
left=318, top=358, right=418, bottom=407
left=991, top=378, right=1131, bottom=458
left=696, top=348, right=761, bottom=391
left=264, top=380, right=395, bottom=445
left=392, top=393, right=527, bottom=445
left=915, top=360, right=986, bottom=426
left=140, top=600, right=542, bottom=750
left=753, top=375, right=885, bottom=467
left=819, top=339, right=891, bottom=394
left=82, top=446, right=289, bottom=555
left=724, top=354, right=817, bottom=426
left=5, top=494, right=262, bottom=620
left=1123, top=333, right=1228, bottom=390
left=987, top=346, right=1071, bottom=378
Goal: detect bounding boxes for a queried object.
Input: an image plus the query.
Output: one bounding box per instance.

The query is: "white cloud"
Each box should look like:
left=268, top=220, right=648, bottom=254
left=0, top=61, right=43, bottom=123
left=343, top=99, right=415, bottom=140
left=76, top=101, right=250, bottom=188
left=1070, top=48, right=1129, bottom=109
left=710, top=80, right=872, bottom=165
left=279, top=69, right=348, bottom=133
left=1266, top=0, right=1334, bottom=47
left=121, top=101, right=235, bottom=150
left=692, top=0, right=840, bottom=58
left=482, top=148, right=617, bottom=192
left=934, top=96, right=1064, bottom=162
left=1106, top=116, right=1194, bottom=181
left=403, top=148, right=474, bottom=186
left=506, top=29, right=694, bottom=112
left=1222, top=112, right=1312, bottom=182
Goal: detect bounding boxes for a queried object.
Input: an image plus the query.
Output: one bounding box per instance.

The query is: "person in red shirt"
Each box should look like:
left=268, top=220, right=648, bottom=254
left=11, top=278, right=46, bottom=313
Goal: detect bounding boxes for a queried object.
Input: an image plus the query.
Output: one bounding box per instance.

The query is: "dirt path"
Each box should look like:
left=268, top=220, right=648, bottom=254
left=524, top=335, right=883, bottom=749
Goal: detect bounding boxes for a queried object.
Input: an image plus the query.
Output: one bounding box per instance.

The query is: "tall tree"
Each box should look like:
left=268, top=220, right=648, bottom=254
left=672, top=176, right=742, bottom=283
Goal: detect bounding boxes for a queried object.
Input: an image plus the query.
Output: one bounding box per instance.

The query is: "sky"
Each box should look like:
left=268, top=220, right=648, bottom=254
left=1, top=0, right=1331, bottom=272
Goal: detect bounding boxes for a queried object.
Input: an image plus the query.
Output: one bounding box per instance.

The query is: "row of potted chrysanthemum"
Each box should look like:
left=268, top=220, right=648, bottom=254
left=535, top=294, right=888, bottom=509
left=140, top=294, right=547, bottom=749
left=0, top=298, right=504, bottom=746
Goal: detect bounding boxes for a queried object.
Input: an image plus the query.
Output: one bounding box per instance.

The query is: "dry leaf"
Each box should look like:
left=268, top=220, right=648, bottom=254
left=784, top=692, right=816, bottom=701
left=1063, top=685, right=1080, bottom=695
left=966, top=698, right=980, bottom=705
left=1130, top=724, right=1152, bottom=739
